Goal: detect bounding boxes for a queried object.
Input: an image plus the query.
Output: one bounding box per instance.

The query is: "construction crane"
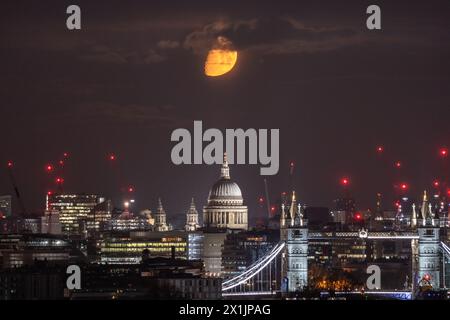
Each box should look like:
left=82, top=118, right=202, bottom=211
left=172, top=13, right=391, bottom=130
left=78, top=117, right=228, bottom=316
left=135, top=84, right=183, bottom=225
left=6, top=161, right=27, bottom=216
left=263, top=178, right=271, bottom=218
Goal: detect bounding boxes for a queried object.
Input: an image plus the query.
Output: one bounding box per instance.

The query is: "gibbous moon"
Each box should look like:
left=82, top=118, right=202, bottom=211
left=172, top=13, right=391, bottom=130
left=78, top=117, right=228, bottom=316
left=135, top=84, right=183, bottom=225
left=204, top=49, right=238, bottom=77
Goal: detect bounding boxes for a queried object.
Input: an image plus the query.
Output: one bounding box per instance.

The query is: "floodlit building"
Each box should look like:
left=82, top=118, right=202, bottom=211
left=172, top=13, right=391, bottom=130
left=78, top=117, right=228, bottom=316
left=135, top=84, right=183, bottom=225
left=203, top=154, right=248, bottom=230
left=47, top=193, right=101, bottom=235
left=154, top=198, right=169, bottom=232
left=185, top=198, right=200, bottom=231
left=99, top=230, right=202, bottom=264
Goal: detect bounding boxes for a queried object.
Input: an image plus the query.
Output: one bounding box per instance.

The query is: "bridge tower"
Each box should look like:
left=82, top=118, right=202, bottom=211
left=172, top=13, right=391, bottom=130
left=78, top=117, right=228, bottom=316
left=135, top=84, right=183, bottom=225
left=280, top=192, right=308, bottom=292
left=416, top=191, right=441, bottom=290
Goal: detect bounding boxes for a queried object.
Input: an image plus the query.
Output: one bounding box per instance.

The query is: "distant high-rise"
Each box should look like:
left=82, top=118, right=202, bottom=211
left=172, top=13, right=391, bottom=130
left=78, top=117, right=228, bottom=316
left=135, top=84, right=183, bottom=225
left=86, top=199, right=112, bottom=235
left=0, top=195, right=12, bottom=218
left=41, top=210, right=62, bottom=235
left=47, top=193, right=100, bottom=235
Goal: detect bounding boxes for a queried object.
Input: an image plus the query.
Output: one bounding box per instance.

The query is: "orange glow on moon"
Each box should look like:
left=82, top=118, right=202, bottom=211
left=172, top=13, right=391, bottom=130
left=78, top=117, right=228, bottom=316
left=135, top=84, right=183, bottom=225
left=204, top=49, right=237, bottom=77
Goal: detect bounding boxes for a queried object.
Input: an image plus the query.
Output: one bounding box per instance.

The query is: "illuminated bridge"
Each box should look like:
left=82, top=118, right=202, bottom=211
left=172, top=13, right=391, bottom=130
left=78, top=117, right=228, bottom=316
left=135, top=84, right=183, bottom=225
left=222, top=241, right=284, bottom=297
left=221, top=232, right=450, bottom=298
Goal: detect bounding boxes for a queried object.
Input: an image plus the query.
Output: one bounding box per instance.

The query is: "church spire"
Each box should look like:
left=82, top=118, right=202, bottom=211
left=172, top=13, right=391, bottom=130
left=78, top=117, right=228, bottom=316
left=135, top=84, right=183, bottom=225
left=157, top=197, right=165, bottom=214
left=289, top=190, right=297, bottom=223
left=189, top=197, right=196, bottom=211
left=411, top=203, right=417, bottom=229
left=421, top=190, right=429, bottom=221
left=220, top=153, right=230, bottom=179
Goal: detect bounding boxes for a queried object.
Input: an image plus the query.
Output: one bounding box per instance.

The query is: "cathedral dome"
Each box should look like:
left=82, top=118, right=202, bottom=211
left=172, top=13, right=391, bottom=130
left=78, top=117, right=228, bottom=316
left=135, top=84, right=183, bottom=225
left=208, top=179, right=242, bottom=200
left=203, top=153, right=248, bottom=230
left=206, top=154, right=243, bottom=206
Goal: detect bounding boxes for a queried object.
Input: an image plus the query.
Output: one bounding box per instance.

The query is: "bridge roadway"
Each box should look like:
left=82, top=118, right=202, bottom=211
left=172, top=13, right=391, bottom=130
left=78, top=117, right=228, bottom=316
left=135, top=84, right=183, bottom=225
left=308, top=230, right=419, bottom=240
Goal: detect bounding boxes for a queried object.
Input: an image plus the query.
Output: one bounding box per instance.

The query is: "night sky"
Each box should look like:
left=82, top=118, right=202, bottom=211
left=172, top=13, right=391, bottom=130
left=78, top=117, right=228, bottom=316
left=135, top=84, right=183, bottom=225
left=1, top=0, right=449, bottom=225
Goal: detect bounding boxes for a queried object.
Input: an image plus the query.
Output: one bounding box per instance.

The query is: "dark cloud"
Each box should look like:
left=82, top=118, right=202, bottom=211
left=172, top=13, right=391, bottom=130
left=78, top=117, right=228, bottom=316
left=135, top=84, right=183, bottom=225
left=157, top=40, right=180, bottom=49
left=183, top=17, right=366, bottom=55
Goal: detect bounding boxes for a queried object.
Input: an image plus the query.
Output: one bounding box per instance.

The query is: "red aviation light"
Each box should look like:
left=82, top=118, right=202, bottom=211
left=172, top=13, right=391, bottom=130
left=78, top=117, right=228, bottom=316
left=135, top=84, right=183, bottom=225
left=56, top=177, right=64, bottom=184
left=376, top=146, right=384, bottom=153
left=63, top=152, right=69, bottom=158
left=46, top=164, right=54, bottom=172
left=400, top=183, right=408, bottom=191
left=128, top=186, right=134, bottom=193
left=440, top=148, right=448, bottom=157
left=433, top=180, right=440, bottom=188
left=341, top=178, right=350, bottom=186
left=395, top=161, right=402, bottom=168
left=355, top=212, right=362, bottom=220
left=109, top=154, right=116, bottom=161
left=7, top=161, right=13, bottom=168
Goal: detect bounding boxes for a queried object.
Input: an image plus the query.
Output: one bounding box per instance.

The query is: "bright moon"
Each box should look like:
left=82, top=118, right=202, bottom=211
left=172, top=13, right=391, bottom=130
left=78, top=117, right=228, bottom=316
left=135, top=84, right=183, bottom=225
left=204, top=49, right=238, bottom=77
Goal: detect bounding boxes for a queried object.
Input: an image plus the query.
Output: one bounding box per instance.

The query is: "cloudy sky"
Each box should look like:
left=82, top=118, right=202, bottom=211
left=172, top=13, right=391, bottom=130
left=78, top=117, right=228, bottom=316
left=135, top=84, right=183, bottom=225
left=1, top=0, right=449, bottom=224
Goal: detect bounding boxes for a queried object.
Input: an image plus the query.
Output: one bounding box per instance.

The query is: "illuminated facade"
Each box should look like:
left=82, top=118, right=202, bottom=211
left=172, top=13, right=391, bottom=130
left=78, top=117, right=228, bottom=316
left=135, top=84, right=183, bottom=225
left=281, top=192, right=308, bottom=292
left=99, top=231, right=202, bottom=264
left=185, top=198, right=200, bottom=231
left=202, top=231, right=227, bottom=276
left=47, top=193, right=100, bottom=235
left=110, top=216, right=150, bottom=231
left=154, top=198, right=169, bottom=232
left=86, top=199, right=112, bottom=236
left=416, top=191, right=441, bottom=289
left=0, top=234, right=71, bottom=268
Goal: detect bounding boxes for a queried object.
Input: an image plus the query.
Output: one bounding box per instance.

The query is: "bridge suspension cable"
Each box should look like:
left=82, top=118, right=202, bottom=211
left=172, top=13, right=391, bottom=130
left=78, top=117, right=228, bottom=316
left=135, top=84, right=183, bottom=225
left=222, top=241, right=285, bottom=292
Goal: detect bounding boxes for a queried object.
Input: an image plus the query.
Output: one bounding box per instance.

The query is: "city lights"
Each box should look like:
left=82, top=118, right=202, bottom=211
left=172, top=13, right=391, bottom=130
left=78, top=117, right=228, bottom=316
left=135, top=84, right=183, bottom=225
left=1, top=2, right=449, bottom=305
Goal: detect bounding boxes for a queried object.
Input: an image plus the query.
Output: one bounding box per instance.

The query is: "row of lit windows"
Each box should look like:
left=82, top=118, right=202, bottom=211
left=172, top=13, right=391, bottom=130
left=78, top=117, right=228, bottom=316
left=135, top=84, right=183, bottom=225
left=101, top=242, right=186, bottom=248
left=102, top=247, right=186, bottom=253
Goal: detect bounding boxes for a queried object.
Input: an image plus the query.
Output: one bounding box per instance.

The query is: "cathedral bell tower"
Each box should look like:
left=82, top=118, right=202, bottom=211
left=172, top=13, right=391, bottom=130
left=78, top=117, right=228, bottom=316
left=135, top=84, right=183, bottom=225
left=185, top=198, right=200, bottom=231
left=154, top=198, right=169, bottom=232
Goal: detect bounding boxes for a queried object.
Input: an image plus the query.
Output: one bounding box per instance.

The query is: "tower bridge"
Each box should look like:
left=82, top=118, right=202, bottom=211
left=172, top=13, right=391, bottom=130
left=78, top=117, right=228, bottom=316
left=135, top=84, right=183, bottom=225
left=221, top=192, right=450, bottom=299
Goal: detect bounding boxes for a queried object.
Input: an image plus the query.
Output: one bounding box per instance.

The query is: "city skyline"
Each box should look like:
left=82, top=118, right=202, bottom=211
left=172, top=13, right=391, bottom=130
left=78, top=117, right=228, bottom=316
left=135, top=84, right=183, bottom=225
left=1, top=1, right=450, bottom=304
